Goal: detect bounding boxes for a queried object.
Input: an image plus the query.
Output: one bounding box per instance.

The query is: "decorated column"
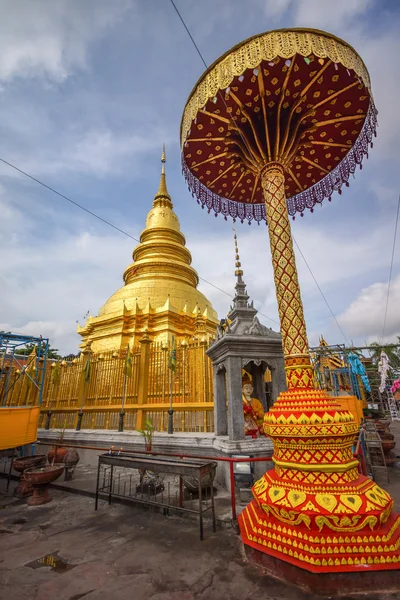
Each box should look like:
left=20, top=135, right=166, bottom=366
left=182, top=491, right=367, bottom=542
left=261, top=163, right=313, bottom=390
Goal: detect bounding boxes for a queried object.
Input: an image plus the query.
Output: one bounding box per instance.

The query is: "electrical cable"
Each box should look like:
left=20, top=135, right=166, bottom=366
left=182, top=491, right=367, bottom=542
left=381, top=193, right=400, bottom=341
left=292, top=236, right=349, bottom=345
left=0, top=156, right=279, bottom=325
left=168, top=0, right=349, bottom=344
left=169, top=0, right=266, bottom=186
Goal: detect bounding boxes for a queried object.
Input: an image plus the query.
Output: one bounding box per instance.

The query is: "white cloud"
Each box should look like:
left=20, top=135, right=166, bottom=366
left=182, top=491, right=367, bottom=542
left=258, top=0, right=373, bottom=27
left=22, top=128, right=172, bottom=178
left=1, top=0, right=399, bottom=358
left=258, top=0, right=293, bottom=19
left=370, top=181, right=399, bottom=206
left=192, top=215, right=398, bottom=306
left=0, top=320, right=78, bottom=354
left=1, top=186, right=398, bottom=354
left=0, top=115, right=173, bottom=179
left=0, top=1, right=131, bottom=83
left=0, top=192, right=136, bottom=353
left=338, top=275, right=400, bottom=341
left=255, top=1, right=400, bottom=163
left=291, top=0, right=373, bottom=30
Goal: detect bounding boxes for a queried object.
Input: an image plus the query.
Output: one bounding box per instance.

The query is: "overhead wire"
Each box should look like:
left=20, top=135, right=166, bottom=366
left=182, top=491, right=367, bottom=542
left=2, top=4, right=351, bottom=337
left=0, top=156, right=279, bottom=325
left=381, top=193, right=400, bottom=342
left=292, top=236, right=349, bottom=345
left=168, top=0, right=349, bottom=344
left=170, top=0, right=264, bottom=183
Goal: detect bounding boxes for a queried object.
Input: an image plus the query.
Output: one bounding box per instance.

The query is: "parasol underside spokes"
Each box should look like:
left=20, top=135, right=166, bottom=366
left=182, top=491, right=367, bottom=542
left=181, top=29, right=377, bottom=222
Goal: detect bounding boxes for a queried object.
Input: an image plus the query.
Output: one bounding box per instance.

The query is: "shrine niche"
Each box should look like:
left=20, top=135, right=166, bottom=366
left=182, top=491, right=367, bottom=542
left=207, top=233, right=285, bottom=441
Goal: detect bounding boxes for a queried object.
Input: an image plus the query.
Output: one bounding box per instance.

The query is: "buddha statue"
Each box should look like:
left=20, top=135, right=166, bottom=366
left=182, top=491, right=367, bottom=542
left=242, top=373, right=265, bottom=438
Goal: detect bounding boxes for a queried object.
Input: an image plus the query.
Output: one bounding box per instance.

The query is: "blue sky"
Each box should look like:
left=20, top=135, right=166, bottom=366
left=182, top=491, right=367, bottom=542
left=0, top=0, right=399, bottom=354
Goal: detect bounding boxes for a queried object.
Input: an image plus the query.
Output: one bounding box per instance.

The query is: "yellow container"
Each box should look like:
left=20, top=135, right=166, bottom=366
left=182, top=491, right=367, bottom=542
left=334, top=395, right=363, bottom=427
left=0, top=406, right=40, bottom=450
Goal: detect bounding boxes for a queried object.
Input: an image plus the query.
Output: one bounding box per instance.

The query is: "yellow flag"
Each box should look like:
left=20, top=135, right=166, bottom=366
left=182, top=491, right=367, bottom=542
left=82, top=354, right=91, bottom=383
left=168, top=336, right=176, bottom=373
left=124, top=345, right=133, bottom=378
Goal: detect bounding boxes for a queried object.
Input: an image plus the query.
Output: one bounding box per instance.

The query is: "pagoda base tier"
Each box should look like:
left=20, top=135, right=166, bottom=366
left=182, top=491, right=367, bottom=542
left=239, top=499, right=400, bottom=573
left=242, top=541, right=400, bottom=597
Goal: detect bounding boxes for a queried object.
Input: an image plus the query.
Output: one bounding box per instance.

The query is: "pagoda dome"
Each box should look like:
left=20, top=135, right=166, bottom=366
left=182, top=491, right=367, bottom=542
left=99, top=149, right=217, bottom=320
left=78, top=147, right=218, bottom=352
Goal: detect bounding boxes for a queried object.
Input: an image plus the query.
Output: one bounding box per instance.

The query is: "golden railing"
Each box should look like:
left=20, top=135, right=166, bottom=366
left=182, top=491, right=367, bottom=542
left=1, top=338, right=214, bottom=433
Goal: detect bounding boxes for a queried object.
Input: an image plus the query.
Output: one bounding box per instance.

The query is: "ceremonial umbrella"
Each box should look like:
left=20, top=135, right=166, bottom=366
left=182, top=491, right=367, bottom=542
left=181, top=29, right=400, bottom=575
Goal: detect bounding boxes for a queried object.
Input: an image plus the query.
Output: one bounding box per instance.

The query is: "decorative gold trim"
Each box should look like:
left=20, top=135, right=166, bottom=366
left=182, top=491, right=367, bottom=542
left=261, top=503, right=312, bottom=529
left=272, top=458, right=360, bottom=473
left=301, top=156, right=330, bottom=174
left=315, top=514, right=378, bottom=533
left=181, top=28, right=372, bottom=147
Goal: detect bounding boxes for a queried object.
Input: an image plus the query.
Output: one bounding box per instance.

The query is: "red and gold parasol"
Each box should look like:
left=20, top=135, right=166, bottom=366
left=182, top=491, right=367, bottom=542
left=181, top=29, right=400, bottom=577
left=181, top=28, right=376, bottom=223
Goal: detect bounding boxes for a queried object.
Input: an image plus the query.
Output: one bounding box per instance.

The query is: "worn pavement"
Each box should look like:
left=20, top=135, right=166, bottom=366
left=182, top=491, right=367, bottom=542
left=1, top=488, right=400, bottom=600
left=2, top=421, right=400, bottom=600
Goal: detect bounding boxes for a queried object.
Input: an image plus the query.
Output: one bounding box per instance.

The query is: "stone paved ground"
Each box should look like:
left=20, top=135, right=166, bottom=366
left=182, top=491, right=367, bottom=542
left=2, top=420, right=400, bottom=600
left=0, top=488, right=399, bottom=600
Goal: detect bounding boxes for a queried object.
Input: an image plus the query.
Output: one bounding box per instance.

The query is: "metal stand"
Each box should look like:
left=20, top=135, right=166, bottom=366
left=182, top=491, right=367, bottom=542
left=364, top=422, right=389, bottom=483
left=388, top=390, right=400, bottom=421
left=95, top=452, right=217, bottom=540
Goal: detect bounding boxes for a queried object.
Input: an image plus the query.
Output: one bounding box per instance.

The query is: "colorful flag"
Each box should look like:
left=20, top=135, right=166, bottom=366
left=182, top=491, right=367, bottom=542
left=83, top=354, right=91, bottom=383
left=168, top=336, right=176, bottom=373
left=124, top=344, right=133, bottom=378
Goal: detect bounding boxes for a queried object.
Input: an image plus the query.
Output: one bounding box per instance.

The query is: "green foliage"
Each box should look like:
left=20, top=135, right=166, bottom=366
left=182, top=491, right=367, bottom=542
left=363, top=407, right=385, bottom=419
left=14, top=342, right=61, bottom=360
left=138, top=418, right=154, bottom=448
left=63, top=352, right=81, bottom=361
left=56, top=423, right=66, bottom=442
left=368, top=339, right=400, bottom=371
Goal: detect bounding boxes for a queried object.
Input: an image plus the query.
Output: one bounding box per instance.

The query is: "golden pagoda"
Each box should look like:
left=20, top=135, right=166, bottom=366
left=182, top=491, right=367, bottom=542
left=77, top=147, right=219, bottom=352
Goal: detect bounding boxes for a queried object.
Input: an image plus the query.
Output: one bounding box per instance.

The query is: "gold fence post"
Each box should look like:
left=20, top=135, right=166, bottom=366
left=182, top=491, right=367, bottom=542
left=136, top=331, right=151, bottom=430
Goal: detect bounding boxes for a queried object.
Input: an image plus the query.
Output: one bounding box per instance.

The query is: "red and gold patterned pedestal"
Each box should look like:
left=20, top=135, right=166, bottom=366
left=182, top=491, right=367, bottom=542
left=238, top=166, right=400, bottom=573
left=239, top=389, right=400, bottom=572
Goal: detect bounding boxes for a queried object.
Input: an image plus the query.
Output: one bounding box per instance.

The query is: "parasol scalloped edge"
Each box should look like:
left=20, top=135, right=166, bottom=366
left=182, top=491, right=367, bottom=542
left=181, top=100, right=377, bottom=224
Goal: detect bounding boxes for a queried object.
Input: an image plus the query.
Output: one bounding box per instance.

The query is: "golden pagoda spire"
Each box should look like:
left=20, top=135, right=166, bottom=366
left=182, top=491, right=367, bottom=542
left=232, top=228, right=249, bottom=309
left=161, top=143, right=166, bottom=174
left=154, top=144, right=172, bottom=205
left=77, top=143, right=219, bottom=352
left=233, top=228, right=243, bottom=281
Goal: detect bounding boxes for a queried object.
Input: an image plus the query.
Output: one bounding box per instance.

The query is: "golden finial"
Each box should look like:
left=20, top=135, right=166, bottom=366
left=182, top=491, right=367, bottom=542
left=161, top=144, right=166, bottom=174
left=154, top=144, right=171, bottom=203
left=233, top=228, right=243, bottom=277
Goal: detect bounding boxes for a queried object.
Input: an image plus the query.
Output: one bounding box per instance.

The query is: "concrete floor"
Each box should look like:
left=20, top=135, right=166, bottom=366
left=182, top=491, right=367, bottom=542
left=0, top=490, right=303, bottom=600
left=1, top=490, right=399, bottom=600
left=2, top=422, right=400, bottom=600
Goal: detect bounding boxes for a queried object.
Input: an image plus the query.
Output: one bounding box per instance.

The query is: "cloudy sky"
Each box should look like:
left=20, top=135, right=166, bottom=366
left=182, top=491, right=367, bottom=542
left=0, top=0, right=399, bottom=354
